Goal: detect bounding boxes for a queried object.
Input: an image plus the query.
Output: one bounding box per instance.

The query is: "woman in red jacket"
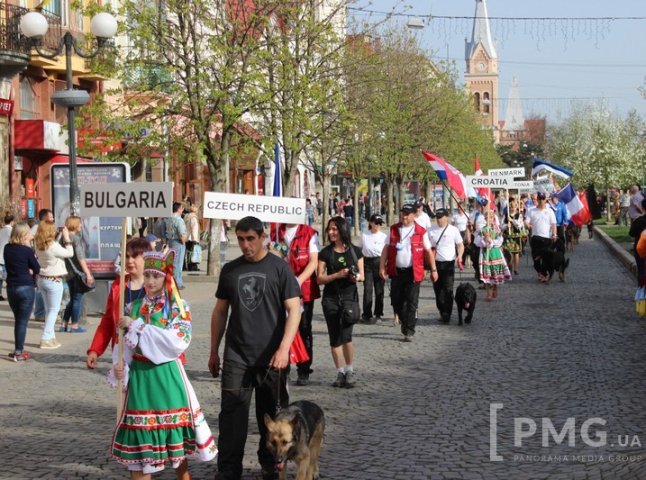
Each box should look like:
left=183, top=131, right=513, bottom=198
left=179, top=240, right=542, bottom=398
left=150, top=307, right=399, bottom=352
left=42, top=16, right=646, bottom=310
left=85, top=237, right=151, bottom=369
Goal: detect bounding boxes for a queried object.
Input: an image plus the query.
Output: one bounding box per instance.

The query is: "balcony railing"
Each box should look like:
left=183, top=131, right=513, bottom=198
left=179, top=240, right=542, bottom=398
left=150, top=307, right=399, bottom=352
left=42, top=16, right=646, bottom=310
left=0, top=2, right=29, bottom=55
left=0, top=2, right=62, bottom=57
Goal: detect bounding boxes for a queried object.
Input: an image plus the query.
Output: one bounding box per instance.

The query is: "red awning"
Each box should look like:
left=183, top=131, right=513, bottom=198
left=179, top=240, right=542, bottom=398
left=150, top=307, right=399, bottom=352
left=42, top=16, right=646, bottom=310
left=14, top=120, right=61, bottom=154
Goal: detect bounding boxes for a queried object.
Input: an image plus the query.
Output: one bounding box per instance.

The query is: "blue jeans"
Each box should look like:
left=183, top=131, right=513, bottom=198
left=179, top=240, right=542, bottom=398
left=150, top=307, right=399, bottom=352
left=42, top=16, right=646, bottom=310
left=33, top=289, right=45, bottom=318
left=168, top=241, right=185, bottom=288
left=62, top=276, right=86, bottom=326
left=37, top=277, right=64, bottom=340
left=7, top=284, right=36, bottom=354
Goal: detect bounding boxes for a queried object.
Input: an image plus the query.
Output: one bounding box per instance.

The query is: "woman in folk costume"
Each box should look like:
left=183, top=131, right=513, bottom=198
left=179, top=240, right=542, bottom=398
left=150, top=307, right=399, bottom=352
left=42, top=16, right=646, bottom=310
left=476, top=209, right=512, bottom=301
left=109, top=249, right=217, bottom=479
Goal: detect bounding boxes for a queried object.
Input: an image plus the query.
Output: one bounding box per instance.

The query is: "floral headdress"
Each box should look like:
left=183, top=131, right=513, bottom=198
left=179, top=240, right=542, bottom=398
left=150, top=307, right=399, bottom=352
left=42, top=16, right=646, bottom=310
left=143, top=249, right=175, bottom=276
left=142, top=250, right=187, bottom=319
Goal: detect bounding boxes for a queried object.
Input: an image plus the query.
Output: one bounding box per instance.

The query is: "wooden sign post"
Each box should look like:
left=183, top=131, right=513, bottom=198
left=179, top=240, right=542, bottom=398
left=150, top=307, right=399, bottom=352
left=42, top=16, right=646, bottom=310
left=80, top=182, right=173, bottom=420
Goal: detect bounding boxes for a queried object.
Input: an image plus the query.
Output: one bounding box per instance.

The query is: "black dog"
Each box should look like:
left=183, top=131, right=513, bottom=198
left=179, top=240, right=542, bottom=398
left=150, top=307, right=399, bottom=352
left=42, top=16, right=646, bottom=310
left=455, top=283, right=477, bottom=326
left=538, top=246, right=570, bottom=283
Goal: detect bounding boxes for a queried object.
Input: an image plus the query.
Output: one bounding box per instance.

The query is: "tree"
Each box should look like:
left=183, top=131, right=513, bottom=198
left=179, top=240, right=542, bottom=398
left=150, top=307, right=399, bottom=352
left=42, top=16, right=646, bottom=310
left=82, top=0, right=281, bottom=275
left=547, top=103, right=645, bottom=220
left=342, top=25, right=499, bottom=223
left=252, top=0, right=348, bottom=198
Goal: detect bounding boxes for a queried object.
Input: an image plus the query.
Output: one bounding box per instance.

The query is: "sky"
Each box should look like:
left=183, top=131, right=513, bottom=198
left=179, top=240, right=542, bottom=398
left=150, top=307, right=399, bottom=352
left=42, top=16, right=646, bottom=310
left=349, top=0, right=646, bottom=126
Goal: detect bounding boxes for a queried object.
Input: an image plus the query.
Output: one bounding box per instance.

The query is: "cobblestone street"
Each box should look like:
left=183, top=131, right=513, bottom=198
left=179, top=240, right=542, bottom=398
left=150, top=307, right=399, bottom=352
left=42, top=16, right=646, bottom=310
left=1, top=234, right=645, bottom=480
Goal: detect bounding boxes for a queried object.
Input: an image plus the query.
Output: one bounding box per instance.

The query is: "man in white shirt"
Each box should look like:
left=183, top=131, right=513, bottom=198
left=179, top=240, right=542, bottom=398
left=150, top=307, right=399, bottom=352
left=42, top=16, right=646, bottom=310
left=359, top=215, right=387, bottom=324
left=428, top=208, right=464, bottom=323
left=414, top=202, right=433, bottom=232
left=469, top=198, right=488, bottom=284
left=525, top=191, right=557, bottom=282
left=380, top=204, right=438, bottom=342
left=452, top=202, right=471, bottom=266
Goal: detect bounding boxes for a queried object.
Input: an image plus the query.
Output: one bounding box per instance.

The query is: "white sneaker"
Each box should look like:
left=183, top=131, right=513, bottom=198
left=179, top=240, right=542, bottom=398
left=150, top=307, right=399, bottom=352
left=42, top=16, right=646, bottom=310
left=40, top=339, right=62, bottom=349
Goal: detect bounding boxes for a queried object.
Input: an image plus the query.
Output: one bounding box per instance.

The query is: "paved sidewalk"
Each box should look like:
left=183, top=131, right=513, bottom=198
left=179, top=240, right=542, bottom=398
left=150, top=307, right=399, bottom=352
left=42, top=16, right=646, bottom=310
left=1, top=234, right=645, bottom=479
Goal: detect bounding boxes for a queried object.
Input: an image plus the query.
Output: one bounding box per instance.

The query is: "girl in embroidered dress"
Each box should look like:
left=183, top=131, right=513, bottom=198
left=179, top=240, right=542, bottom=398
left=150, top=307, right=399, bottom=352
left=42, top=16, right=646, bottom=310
left=110, top=250, right=217, bottom=479
left=476, top=210, right=512, bottom=301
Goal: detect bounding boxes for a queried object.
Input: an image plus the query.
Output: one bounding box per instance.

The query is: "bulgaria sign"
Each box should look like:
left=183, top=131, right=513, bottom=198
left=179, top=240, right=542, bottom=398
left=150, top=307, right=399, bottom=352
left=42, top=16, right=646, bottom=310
left=80, top=182, right=173, bottom=217
left=203, top=191, right=306, bottom=224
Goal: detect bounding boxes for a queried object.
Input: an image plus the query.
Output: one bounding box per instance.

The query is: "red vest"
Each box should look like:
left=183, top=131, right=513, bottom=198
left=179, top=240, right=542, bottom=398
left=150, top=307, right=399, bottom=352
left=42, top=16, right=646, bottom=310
left=386, top=222, right=427, bottom=282
left=272, top=224, right=321, bottom=302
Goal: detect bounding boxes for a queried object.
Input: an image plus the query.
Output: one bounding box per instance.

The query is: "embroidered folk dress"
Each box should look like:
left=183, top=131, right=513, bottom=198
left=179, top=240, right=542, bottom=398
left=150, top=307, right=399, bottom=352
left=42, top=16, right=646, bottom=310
left=476, top=225, right=512, bottom=285
left=109, top=293, right=217, bottom=474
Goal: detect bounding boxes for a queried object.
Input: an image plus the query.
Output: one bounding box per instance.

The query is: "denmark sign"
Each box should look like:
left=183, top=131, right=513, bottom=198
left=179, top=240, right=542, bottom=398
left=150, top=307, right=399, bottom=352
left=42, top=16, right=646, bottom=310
left=488, top=167, right=526, bottom=178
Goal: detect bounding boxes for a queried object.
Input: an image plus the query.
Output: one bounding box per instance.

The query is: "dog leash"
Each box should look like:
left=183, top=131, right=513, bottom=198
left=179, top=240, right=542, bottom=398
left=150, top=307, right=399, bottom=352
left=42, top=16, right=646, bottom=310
left=275, top=369, right=282, bottom=415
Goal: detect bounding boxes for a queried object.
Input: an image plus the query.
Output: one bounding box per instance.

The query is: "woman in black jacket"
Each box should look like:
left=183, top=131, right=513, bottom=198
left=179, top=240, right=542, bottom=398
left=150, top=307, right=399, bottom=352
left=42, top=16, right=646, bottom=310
left=4, top=222, right=40, bottom=361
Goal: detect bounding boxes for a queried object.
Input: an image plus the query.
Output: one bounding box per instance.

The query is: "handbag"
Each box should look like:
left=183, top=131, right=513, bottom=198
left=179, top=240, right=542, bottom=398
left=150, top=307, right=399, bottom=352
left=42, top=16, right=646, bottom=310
left=63, top=238, right=95, bottom=293
left=341, top=246, right=361, bottom=324
left=341, top=297, right=361, bottom=325
left=289, top=331, right=310, bottom=364
left=190, top=244, right=202, bottom=264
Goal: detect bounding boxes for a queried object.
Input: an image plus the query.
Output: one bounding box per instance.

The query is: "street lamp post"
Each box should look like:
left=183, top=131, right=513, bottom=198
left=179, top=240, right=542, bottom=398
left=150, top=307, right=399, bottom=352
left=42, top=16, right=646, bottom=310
left=20, top=11, right=117, bottom=215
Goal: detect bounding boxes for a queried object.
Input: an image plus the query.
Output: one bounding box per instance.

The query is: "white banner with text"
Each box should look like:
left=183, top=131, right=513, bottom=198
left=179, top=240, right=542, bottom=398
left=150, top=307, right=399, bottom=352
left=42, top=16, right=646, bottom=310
left=203, top=192, right=306, bottom=224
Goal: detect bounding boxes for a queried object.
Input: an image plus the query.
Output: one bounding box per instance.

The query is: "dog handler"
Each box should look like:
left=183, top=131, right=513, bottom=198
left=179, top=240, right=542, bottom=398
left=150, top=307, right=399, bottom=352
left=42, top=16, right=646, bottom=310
left=525, top=192, right=557, bottom=283
left=210, top=216, right=301, bottom=480
left=427, top=208, right=464, bottom=322
left=380, top=204, right=438, bottom=342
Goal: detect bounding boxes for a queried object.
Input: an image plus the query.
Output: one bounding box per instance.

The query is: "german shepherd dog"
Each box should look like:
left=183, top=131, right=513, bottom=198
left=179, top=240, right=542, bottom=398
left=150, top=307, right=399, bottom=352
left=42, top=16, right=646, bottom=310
left=455, top=283, right=477, bottom=325
left=565, top=224, right=581, bottom=252
left=264, top=400, right=325, bottom=480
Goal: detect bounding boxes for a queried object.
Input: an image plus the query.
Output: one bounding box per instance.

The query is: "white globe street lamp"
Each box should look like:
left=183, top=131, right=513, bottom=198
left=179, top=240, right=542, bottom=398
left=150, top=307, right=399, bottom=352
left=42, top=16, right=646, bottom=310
left=20, top=10, right=117, bottom=215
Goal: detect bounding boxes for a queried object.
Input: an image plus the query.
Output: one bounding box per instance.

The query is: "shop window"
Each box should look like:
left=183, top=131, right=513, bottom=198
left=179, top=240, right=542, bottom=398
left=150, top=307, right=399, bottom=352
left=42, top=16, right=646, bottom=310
left=19, top=77, right=38, bottom=119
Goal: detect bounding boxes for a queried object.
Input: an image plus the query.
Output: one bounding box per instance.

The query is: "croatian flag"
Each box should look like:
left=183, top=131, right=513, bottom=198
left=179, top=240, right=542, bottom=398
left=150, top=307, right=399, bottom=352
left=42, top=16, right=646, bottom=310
left=557, top=183, right=592, bottom=226
left=421, top=151, right=466, bottom=199
left=531, top=157, right=573, bottom=179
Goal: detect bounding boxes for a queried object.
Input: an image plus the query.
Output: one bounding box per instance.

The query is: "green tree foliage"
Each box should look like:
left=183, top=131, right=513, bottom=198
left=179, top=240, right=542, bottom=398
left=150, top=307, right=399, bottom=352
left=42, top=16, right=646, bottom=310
left=342, top=25, right=499, bottom=222
left=547, top=103, right=645, bottom=190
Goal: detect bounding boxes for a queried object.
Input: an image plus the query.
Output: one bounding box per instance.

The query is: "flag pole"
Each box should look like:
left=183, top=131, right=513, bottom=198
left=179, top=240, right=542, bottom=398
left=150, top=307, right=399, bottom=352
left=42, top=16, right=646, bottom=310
left=116, top=216, right=127, bottom=421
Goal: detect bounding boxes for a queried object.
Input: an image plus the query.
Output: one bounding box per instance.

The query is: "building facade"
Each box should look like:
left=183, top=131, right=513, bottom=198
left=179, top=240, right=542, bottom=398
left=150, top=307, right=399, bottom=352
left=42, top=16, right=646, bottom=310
left=0, top=0, right=104, bottom=218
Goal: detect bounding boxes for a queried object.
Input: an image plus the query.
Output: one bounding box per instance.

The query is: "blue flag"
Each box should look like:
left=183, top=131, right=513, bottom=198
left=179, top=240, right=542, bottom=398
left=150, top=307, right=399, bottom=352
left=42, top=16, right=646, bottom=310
left=273, top=143, right=282, bottom=197
left=531, top=157, right=573, bottom=179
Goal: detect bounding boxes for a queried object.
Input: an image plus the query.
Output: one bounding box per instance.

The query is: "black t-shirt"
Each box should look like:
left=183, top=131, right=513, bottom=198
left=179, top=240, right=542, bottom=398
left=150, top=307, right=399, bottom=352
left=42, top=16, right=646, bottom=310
left=318, top=244, right=363, bottom=298
left=215, top=253, right=301, bottom=367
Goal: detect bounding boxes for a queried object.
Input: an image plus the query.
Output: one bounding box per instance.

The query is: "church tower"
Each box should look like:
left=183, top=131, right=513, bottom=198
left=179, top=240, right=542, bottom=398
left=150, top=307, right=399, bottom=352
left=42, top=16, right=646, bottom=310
left=464, top=0, right=499, bottom=139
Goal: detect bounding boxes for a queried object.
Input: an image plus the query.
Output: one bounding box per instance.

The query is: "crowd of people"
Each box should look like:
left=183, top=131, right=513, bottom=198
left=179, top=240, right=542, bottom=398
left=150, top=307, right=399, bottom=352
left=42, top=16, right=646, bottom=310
left=2, top=184, right=645, bottom=480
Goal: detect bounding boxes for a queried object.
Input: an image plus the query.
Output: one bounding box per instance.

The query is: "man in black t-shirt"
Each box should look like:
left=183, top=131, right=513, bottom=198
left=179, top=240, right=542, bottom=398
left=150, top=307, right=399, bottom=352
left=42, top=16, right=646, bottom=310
left=210, top=216, right=301, bottom=480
